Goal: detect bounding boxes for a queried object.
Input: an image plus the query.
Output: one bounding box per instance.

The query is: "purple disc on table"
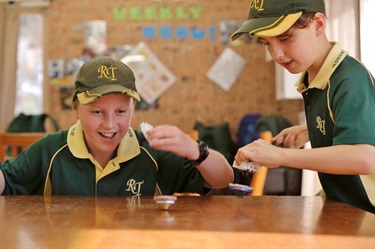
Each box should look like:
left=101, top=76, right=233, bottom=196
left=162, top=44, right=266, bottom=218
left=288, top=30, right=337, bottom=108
left=229, top=183, right=253, bottom=198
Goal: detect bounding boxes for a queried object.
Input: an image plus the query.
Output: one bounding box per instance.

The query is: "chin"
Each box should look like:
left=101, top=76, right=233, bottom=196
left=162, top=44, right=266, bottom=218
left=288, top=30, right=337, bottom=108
left=287, top=68, right=302, bottom=74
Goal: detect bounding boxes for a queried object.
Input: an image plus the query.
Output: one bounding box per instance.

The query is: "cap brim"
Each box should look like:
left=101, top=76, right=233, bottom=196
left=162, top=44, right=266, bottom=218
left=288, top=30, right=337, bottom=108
left=230, top=12, right=302, bottom=40
left=77, top=84, right=141, bottom=104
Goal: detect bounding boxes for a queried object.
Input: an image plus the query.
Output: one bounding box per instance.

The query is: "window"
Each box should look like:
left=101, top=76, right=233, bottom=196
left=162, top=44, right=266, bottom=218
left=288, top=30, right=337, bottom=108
left=15, top=14, right=44, bottom=115
left=360, top=0, right=375, bottom=73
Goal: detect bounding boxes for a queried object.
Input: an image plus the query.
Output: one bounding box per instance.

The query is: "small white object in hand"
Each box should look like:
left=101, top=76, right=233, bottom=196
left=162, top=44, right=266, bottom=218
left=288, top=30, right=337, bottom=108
left=140, top=122, right=153, bottom=141
left=233, top=161, right=260, bottom=172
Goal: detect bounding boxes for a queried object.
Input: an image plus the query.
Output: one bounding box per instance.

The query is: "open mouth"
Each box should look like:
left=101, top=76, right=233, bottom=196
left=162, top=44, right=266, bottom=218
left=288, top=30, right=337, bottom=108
left=281, top=60, right=293, bottom=68
left=99, top=132, right=116, bottom=139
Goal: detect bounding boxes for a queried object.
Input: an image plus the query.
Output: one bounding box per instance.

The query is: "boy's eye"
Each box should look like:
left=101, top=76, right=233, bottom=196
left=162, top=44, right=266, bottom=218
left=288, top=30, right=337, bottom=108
left=278, top=35, right=290, bottom=42
left=116, top=109, right=127, bottom=114
left=258, top=39, right=269, bottom=46
left=91, top=110, right=102, bottom=114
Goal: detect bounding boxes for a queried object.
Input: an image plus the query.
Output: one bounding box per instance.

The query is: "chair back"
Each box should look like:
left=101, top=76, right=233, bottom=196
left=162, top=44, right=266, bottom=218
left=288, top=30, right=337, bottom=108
left=189, top=130, right=199, bottom=140
left=0, top=132, right=46, bottom=161
left=250, top=130, right=272, bottom=196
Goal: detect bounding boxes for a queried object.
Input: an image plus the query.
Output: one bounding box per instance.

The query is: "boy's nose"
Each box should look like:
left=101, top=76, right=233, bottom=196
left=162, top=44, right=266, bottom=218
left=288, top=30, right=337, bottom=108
left=269, top=45, right=285, bottom=61
left=103, top=115, right=114, bottom=128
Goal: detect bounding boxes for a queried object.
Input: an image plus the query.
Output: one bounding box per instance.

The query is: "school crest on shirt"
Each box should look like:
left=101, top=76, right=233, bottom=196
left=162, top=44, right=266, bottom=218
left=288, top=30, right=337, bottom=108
left=126, top=179, right=144, bottom=195
left=316, top=116, right=326, bottom=135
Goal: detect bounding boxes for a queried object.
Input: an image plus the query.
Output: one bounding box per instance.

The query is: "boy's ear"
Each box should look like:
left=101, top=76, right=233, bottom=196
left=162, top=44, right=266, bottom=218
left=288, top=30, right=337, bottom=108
left=313, top=13, right=326, bottom=35
left=72, top=105, right=79, bottom=119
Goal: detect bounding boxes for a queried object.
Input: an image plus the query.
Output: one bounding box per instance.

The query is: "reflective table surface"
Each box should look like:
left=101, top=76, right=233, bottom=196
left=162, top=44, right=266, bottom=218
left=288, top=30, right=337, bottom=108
left=1, top=195, right=374, bottom=248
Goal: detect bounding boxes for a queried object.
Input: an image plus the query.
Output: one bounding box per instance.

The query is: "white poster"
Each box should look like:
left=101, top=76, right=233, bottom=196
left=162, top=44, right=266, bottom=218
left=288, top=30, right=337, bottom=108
left=85, top=20, right=107, bottom=55
left=207, top=47, right=246, bottom=91
left=122, top=42, right=176, bottom=104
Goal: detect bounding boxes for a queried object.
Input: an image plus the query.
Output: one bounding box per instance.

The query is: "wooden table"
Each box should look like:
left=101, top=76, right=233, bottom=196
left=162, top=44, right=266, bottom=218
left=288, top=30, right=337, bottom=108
left=0, top=195, right=374, bottom=249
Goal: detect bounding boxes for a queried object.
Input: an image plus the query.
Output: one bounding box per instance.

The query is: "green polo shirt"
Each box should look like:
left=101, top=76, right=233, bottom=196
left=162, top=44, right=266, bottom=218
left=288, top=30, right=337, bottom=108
left=0, top=122, right=206, bottom=196
left=295, top=42, right=375, bottom=213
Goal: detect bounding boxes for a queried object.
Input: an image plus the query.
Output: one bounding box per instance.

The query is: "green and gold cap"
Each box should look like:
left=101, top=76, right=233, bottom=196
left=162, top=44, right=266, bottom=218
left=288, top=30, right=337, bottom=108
left=231, top=0, right=326, bottom=40
left=73, top=57, right=140, bottom=104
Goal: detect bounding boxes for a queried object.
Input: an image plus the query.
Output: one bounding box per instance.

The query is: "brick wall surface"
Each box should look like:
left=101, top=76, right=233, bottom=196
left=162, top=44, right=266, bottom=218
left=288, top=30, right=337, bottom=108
left=45, top=0, right=304, bottom=143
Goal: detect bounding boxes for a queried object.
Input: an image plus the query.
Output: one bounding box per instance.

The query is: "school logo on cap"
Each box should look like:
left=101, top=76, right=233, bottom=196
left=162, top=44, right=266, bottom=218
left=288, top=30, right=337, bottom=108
left=98, top=65, right=118, bottom=81
left=231, top=0, right=326, bottom=40
left=73, top=57, right=141, bottom=104
left=251, top=0, right=265, bottom=12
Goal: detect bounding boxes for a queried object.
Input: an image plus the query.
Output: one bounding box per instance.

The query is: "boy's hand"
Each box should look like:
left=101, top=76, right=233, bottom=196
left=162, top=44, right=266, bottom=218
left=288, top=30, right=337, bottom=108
left=272, top=124, right=309, bottom=149
left=147, top=125, right=199, bottom=160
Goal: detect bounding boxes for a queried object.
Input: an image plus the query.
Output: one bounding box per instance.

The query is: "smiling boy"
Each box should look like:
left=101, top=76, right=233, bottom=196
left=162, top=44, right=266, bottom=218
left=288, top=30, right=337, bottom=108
left=0, top=57, right=234, bottom=196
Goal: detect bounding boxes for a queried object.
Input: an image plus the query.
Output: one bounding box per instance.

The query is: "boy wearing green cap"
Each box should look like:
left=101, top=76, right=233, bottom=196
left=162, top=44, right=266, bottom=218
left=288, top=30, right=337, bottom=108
left=233, top=0, right=375, bottom=213
left=0, top=57, right=234, bottom=196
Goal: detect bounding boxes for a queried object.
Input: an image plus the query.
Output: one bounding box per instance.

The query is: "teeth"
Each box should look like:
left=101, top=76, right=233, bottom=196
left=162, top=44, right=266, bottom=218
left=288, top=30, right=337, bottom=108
left=101, top=132, right=115, bottom=138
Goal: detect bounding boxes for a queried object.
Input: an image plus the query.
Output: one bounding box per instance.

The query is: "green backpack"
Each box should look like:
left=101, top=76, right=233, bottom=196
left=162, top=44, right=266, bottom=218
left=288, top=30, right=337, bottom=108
left=6, top=113, right=59, bottom=133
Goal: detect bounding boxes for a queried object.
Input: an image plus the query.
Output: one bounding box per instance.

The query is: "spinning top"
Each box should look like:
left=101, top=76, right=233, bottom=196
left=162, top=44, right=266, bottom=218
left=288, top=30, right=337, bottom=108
left=140, top=122, right=153, bottom=142
left=229, top=183, right=253, bottom=198
left=232, top=161, right=260, bottom=173
left=153, top=195, right=177, bottom=210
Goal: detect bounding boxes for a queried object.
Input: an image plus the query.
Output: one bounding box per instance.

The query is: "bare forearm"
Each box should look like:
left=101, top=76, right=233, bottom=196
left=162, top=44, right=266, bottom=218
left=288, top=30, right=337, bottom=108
left=197, top=150, right=234, bottom=188
left=0, top=170, right=5, bottom=194
left=280, top=144, right=375, bottom=175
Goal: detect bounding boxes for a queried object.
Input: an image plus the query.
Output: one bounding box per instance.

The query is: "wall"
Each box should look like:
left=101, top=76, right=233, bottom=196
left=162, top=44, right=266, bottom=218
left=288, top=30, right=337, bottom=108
left=45, top=0, right=303, bottom=141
